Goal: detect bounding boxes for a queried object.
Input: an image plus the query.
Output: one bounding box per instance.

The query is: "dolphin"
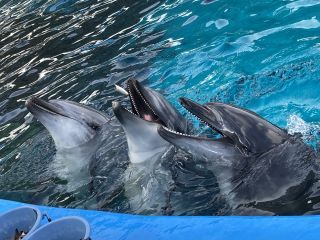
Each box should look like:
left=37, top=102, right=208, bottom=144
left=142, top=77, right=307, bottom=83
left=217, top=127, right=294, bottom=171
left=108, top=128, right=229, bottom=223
left=112, top=79, right=189, bottom=164
left=158, top=97, right=319, bottom=214
left=26, top=97, right=110, bottom=191
left=112, top=79, right=189, bottom=214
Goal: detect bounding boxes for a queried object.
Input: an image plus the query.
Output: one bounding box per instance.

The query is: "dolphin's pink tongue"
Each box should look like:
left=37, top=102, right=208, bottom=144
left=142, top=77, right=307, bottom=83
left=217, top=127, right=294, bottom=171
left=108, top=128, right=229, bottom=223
left=143, top=114, right=153, bottom=122
left=142, top=111, right=166, bottom=126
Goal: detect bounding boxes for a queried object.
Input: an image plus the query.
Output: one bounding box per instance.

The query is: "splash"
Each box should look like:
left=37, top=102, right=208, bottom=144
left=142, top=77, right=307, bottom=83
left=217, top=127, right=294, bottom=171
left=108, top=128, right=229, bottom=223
left=287, top=114, right=320, bottom=151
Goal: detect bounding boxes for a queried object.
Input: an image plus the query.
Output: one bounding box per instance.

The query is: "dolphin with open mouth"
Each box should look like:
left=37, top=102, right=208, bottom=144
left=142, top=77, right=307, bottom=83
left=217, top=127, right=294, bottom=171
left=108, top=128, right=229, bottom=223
left=112, top=79, right=189, bottom=164
left=112, top=79, right=190, bottom=214
left=158, top=97, right=319, bottom=214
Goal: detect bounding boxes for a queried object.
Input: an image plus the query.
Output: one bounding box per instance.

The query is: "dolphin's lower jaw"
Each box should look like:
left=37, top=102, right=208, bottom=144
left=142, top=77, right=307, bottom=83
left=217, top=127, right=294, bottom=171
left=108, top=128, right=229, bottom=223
left=112, top=101, right=170, bottom=164
left=157, top=126, right=243, bottom=161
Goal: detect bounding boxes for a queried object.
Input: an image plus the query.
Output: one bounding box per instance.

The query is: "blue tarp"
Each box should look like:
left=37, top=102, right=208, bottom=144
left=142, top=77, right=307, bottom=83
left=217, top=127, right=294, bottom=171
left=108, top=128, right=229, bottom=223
left=0, top=199, right=319, bottom=240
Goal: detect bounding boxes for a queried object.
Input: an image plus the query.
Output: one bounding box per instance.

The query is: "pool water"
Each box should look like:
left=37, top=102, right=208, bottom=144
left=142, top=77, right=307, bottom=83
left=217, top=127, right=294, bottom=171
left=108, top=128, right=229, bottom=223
left=0, top=0, right=319, bottom=215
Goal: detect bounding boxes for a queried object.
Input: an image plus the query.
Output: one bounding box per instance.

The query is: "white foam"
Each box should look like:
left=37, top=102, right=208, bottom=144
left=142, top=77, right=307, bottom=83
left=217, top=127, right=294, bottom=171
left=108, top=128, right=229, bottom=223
left=287, top=114, right=311, bottom=136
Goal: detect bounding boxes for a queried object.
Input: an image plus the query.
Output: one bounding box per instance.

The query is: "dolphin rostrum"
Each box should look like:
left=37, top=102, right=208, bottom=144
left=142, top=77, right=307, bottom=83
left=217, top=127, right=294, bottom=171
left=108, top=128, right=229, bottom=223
left=26, top=97, right=110, bottom=149
left=158, top=97, right=319, bottom=214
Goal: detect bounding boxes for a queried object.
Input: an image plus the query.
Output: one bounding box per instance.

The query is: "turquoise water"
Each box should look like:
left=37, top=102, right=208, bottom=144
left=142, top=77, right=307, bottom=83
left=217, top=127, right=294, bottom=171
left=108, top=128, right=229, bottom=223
left=0, top=0, right=319, bottom=215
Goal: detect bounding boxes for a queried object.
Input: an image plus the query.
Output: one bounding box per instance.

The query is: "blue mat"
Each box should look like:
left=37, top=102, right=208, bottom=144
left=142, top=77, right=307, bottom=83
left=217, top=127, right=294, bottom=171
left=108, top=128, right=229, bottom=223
left=0, top=199, right=319, bottom=240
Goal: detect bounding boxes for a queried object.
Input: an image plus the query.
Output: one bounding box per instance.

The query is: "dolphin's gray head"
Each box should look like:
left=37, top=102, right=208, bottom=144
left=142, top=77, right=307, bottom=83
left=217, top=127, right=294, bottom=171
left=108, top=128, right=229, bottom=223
left=158, top=98, right=318, bottom=210
left=126, top=79, right=188, bottom=132
left=26, top=97, right=109, bottom=149
left=176, top=97, right=288, bottom=154
left=112, top=79, right=188, bottom=163
left=158, top=97, right=289, bottom=162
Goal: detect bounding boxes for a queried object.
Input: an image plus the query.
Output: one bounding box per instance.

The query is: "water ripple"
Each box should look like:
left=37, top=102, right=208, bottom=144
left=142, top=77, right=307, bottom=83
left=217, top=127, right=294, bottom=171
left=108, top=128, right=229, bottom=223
left=0, top=0, right=319, bottom=215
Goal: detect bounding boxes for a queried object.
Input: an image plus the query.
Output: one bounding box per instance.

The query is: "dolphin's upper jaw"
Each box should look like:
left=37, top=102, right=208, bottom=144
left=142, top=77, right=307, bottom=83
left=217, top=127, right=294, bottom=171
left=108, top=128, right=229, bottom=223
left=126, top=79, right=165, bottom=126
left=154, top=98, right=218, bottom=142
left=179, top=97, right=289, bottom=154
left=158, top=98, right=244, bottom=156
left=26, top=97, right=104, bottom=132
left=26, top=97, right=69, bottom=118
left=179, top=97, right=225, bottom=139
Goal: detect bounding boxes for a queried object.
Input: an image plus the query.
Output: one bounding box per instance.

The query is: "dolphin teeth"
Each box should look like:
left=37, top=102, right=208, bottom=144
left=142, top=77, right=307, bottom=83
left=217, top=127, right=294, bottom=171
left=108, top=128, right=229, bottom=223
left=128, top=82, right=158, bottom=118
left=182, top=105, right=221, bottom=135
left=185, top=108, right=212, bottom=129
left=127, top=85, right=139, bottom=114
left=162, top=126, right=193, bottom=137
left=113, top=100, right=139, bottom=117
left=122, top=104, right=139, bottom=117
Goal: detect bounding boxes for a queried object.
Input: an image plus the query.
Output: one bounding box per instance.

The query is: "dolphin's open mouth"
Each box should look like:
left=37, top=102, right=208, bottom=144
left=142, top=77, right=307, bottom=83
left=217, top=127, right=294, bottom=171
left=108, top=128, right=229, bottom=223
left=159, top=97, right=288, bottom=155
left=26, top=97, right=69, bottom=118
left=179, top=97, right=224, bottom=136
left=158, top=98, right=218, bottom=139
left=125, top=79, right=166, bottom=126
left=114, top=79, right=189, bottom=136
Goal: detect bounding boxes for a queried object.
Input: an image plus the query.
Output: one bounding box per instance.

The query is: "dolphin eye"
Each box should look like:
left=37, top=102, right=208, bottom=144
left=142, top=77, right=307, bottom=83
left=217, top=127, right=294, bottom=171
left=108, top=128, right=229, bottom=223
left=88, top=123, right=100, bottom=131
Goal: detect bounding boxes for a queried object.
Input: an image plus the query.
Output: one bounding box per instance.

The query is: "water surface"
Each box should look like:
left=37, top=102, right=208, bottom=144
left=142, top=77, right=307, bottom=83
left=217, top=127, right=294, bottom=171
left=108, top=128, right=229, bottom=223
left=0, top=0, right=319, bottom=215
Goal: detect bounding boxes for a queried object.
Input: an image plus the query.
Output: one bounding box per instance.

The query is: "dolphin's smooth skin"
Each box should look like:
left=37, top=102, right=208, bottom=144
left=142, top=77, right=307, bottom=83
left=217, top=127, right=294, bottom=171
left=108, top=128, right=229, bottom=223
left=26, top=97, right=110, bottom=191
left=158, top=97, right=320, bottom=214
left=112, top=79, right=189, bottom=214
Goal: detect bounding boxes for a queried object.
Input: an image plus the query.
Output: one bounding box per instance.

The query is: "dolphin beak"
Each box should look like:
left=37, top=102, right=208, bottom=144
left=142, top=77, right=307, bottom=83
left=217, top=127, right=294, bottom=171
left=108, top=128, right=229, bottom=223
left=157, top=125, right=201, bottom=144
left=179, top=97, right=225, bottom=136
left=112, top=101, right=125, bottom=123
left=157, top=125, right=242, bottom=161
left=112, top=101, right=140, bottom=125
left=157, top=125, right=183, bottom=143
left=25, top=96, right=45, bottom=109
left=179, top=97, right=213, bottom=122
left=26, top=97, right=67, bottom=117
left=180, top=97, right=206, bottom=114
left=126, top=78, right=156, bottom=106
